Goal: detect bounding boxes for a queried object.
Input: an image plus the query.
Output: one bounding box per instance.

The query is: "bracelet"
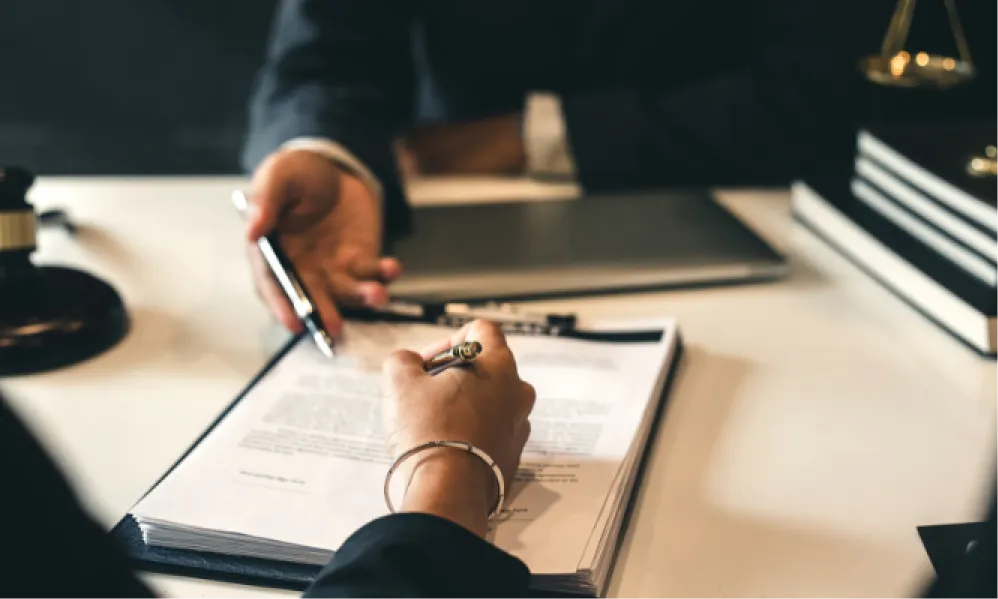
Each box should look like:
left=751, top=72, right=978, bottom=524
left=383, top=440, right=506, bottom=520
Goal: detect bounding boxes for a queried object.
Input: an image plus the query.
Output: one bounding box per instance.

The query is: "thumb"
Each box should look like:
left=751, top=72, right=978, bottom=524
left=383, top=349, right=426, bottom=388
left=246, top=159, right=286, bottom=241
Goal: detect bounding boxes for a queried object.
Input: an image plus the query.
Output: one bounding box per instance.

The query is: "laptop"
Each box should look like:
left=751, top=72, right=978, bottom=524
left=389, top=189, right=787, bottom=302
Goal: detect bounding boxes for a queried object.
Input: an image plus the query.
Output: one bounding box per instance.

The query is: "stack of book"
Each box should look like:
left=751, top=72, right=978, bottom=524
left=792, top=120, right=996, bottom=356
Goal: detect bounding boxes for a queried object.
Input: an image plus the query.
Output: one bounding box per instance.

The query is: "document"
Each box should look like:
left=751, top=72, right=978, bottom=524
left=131, top=319, right=679, bottom=592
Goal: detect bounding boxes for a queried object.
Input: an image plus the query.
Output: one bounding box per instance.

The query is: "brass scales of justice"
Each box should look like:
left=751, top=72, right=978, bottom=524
left=861, top=0, right=995, bottom=177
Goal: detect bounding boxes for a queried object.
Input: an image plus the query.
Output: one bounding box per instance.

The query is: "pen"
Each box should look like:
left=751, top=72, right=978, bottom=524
left=230, top=190, right=335, bottom=359
left=424, top=341, right=482, bottom=375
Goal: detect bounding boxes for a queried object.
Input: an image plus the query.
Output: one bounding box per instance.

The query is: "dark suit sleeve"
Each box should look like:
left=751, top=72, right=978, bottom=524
left=0, top=396, right=155, bottom=598
left=242, top=0, right=415, bottom=240
left=304, top=514, right=531, bottom=598
left=1, top=383, right=527, bottom=598
left=560, top=0, right=893, bottom=189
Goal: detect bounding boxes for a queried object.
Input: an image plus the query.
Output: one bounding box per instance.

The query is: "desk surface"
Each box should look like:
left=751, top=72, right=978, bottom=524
left=4, top=177, right=995, bottom=598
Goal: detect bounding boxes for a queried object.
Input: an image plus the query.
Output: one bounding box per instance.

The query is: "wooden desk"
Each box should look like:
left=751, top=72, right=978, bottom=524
left=4, top=177, right=995, bottom=597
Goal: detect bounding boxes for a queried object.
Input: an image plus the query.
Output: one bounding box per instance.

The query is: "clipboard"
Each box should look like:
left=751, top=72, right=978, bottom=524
left=110, top=312, right=685, bottom=596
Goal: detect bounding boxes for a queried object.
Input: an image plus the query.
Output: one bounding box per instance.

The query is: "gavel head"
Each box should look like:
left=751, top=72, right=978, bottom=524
left=0, top=167, right=38, bottom=284
left=0, top=166, right=34, bottom=207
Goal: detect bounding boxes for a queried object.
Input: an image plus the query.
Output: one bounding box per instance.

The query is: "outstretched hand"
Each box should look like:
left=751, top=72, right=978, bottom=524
left=246, top=149, right=402, bottom=338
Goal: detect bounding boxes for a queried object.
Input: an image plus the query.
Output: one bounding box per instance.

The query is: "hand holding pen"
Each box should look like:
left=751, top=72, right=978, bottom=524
left=232, top=190, right=336, bottom=358
left=237, top=152, right=402, bottom=342
left=382, top=320, right=534, bottom=535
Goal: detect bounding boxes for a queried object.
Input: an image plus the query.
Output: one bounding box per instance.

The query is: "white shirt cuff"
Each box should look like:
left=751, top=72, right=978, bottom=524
left=523, top=93, right=576, bottom=179
left=280, top=137, right=383, bottom=205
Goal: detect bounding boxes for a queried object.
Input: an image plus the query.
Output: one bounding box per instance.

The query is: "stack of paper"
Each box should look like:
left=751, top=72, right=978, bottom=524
left=130, top=319, right=681, bottom=596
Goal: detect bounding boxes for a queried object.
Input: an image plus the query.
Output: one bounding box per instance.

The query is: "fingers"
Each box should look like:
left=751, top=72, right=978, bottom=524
left=326, top=271, right=391, bottom=308
left=345, top=253, right=402, bottom=286
left=416, top=320, right=481, bottom=360
left=417, top=319, right=512, bottom=363
left=246, top=156, right=285, bottom=241
left=355, top=281, right=390, bottom=306
left=345, top=253, right=386, bottom=281
left=328, top=253, right=399, bottom=308
left=279, top=189, right=338, bottom=233
left=507, top=419, right=532, bottom=483
left=518, top=382, right=537, bottom=423
left=418, top=338, right=458, bottom=361
left=301, top=271, right=344, bottom=338
left=516, top=419, right=532, bottom=450
left=249, top=246, right=302, bottom=333
left=462, top=319, right=510, bottom=349
left=379, top=257, right=403, bottom=282
left=247, top=195, right=282, bottom=242
left=462, top=320, right=515, bottom=371
left=248, top=149, right=344, bottom=240
left=383, top=349, right=426, bottom=387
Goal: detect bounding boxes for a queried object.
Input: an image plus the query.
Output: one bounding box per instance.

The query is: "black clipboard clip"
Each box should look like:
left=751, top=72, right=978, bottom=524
left=341, top=300, right=578, bottom=337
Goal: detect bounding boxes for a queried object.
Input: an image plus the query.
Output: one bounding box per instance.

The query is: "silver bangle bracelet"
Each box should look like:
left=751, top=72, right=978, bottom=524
left=383, top=440, right=506, bottom=520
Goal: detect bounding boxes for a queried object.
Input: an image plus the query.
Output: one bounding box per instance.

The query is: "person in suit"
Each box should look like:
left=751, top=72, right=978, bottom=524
left=238, top=0, right=892, bottom=340
left=1, top=322, right=995, bottom=597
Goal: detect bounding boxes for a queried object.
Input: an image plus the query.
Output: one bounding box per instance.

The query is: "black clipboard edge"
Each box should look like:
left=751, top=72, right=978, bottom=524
left=339, top=306, right=668, bottom=343
left=111, top=327, right=685, bottom=596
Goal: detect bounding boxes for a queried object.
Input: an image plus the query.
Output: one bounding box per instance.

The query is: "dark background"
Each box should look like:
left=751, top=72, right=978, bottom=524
left=1, top=0, right=277, bottom=174
left=1, top=0, right=994, bottom=176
